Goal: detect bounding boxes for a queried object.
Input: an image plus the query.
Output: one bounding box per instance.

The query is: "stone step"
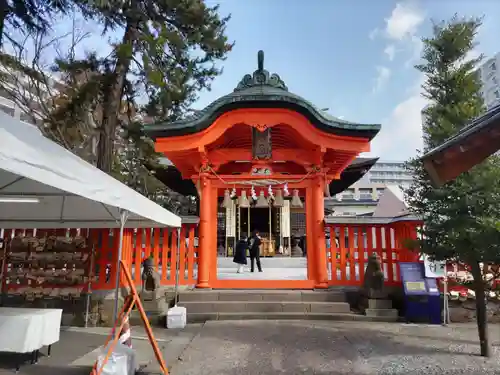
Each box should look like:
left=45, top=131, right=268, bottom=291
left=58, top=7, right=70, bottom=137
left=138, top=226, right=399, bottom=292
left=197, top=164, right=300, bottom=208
left=129, top=310, right=164, bottom=326
left=178, top=290, right=346, bottom=303
left=179, top=301, right=351, bottom=314
left=186, top=312, right=400, bottom=323
left=365, top=308, right=399, bottom=319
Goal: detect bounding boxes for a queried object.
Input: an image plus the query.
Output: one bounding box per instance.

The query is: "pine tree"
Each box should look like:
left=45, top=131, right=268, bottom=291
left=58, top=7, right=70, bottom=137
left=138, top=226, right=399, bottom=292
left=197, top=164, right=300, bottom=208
left=0, top=0, right=80, bottom=47
left=405, top=15, right=500, bottom=357
left=70, top=0, right=233, bottom=173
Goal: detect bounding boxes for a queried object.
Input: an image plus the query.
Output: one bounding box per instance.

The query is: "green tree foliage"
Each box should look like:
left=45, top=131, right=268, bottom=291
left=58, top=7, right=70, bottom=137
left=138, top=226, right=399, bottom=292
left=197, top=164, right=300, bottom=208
left=0, top=0, right=84, bottom=47
left=404, top=15, right=500, bottom=357
left=1, top=1, right=232, bottom=212
left=60, top=0, right=234, bottom=173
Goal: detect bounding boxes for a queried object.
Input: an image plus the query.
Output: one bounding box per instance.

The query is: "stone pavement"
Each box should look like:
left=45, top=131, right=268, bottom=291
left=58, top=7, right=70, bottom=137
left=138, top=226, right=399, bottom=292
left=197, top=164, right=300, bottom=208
left=1, top=322, right=499, bottom=375
left=166, top=321, right=500, bottom=375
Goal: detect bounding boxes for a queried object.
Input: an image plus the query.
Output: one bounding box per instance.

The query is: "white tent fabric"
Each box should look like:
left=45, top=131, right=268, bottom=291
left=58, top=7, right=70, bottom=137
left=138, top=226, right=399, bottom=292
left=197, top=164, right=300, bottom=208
left=0, top=113, right=181, bottom=229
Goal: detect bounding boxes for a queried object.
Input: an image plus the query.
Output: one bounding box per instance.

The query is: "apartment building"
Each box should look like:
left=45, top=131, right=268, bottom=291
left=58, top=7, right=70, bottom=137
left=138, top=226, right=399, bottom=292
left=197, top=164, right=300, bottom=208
left=478, top=52, right=500, bottom=110
left=365, top=160, right=413, bottom=188
left=0, top=62, right=62, bottom=127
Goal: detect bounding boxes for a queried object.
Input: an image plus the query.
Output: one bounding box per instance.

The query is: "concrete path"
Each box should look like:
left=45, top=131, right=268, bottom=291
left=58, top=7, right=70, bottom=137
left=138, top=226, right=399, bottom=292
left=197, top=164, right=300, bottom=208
left=2, top=322, right=499, bottom=375
left=165, top=321, right=500, bottom=375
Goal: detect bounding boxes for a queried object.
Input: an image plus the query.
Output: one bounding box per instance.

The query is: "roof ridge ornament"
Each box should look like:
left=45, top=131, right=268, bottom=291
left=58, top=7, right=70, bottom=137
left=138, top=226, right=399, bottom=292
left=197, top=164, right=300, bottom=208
left=234, top=50, right=288, bottom=92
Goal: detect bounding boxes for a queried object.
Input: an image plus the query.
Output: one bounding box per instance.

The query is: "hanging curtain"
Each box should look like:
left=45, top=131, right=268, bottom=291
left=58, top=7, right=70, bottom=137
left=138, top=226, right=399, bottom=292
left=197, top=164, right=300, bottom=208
left=226, top=200, right=236, bottom=238
left=281, top=200, right=290, bottom=237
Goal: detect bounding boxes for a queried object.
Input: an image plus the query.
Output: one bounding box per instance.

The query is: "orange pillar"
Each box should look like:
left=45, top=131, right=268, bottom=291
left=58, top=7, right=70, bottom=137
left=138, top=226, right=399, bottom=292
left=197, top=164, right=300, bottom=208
left=305, top=184, right=316, bottom=281
left=196, top=175, right=211, bottom=288
left=312, top=175, right=328, bottom=288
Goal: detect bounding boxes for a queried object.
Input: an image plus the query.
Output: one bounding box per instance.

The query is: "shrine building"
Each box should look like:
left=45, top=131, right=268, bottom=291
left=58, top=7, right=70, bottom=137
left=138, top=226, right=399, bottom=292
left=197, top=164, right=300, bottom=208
left=144, top=51, right=383, bottom=289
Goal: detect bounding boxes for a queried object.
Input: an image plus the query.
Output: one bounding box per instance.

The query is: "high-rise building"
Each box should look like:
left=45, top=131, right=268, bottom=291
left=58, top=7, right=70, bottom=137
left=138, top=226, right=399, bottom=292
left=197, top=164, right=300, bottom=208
left=0, top=61, right=61, bottom=127
left=366, top=160, right=413, bottom=188
left=478, top=52, right=500, bottom=110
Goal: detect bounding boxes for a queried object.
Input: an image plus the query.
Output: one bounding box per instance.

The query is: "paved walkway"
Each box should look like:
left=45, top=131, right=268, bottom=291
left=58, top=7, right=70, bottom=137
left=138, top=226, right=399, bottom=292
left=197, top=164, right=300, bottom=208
left=1, top=322, right=499, bottom=375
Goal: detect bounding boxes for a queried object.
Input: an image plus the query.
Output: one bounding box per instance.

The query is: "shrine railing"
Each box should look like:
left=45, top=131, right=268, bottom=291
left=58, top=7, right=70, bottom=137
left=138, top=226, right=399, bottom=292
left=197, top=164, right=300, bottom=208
left=1, top=218, right=421, bottom=292
left=325, top=218, right=421, bottom=287
left=0, top=223, right=199, bottom=293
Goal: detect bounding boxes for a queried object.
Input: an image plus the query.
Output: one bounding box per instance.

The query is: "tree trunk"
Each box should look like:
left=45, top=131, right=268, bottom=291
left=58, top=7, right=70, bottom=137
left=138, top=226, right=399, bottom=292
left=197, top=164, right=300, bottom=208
left=96, top=20, right=138, bottom=173
left=470, top=260, right=491, bottom=357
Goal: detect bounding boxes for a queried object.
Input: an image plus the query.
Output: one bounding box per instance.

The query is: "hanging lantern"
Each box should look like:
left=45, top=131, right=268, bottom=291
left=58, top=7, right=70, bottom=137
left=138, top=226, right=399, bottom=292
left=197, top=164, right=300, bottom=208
left=273, top=189, right=284, bottom=207
left=221, top=189, right=232, bottom=208
left=290, top=189, right=303, bottom=208
left=283, top=183, right=290, bottom=197
left=268, top=185, right=274, bottom=198
left=255, top=191, right=269, bottom=208
left=230, top=187, right=237, bottom=199
left=238, top=190, right=250, bottom=208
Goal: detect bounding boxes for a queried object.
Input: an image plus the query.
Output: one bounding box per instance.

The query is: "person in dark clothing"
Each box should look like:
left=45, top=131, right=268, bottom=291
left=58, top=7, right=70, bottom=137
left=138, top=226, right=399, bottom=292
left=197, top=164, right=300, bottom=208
left=249, top=230, right=263, bottom=272
left=233, top=233, right=248, bottom=273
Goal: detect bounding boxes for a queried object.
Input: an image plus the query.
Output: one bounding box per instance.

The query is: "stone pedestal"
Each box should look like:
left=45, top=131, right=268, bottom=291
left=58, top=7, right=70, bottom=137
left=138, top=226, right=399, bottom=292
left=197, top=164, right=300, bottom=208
left=364, top=298, right=398, bottom=320
left=130, top=287, right=168, bottom=326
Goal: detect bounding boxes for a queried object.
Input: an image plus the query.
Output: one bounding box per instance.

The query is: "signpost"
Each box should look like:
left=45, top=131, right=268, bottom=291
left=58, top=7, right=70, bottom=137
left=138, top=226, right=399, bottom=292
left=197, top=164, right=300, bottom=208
left=399, top=262, right=441, bottom=324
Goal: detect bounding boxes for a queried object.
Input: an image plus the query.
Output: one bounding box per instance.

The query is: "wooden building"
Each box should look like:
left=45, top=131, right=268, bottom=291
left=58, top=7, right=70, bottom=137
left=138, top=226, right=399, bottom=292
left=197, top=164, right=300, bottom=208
left=422, top=105, right=500, bottom=186
left=144, top=51, right=392, bottom=289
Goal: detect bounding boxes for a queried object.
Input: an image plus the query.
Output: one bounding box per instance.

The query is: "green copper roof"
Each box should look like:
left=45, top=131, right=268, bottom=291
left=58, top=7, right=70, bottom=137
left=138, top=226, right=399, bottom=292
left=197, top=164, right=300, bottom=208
left=144, top=51, right=381, bottom=140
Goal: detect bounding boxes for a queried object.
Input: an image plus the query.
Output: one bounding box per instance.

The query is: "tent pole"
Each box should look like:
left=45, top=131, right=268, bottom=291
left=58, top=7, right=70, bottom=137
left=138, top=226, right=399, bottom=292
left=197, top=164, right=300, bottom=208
left=84, top=243, right=96, bottom=328
left=174, top=227, right=181, bottom=306
left=113, top=209, right=129, bottom=323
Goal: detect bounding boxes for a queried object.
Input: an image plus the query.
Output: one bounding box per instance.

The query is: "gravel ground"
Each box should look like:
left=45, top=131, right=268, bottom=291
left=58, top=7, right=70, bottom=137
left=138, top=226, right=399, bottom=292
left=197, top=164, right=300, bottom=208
left=0, top=331, right=102, bottom=375
left=1, top=322, right=499, bottom=375
left=168, top=321, right=500, bottom=375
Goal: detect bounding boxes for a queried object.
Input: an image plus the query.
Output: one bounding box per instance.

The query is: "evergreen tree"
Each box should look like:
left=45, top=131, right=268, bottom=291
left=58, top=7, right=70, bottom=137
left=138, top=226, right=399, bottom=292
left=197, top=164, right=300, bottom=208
left=63, top=0, right=233, bottom=173
left=405, top=15, right=500, bottom=357
left=0, top=0, right=81, bottom=47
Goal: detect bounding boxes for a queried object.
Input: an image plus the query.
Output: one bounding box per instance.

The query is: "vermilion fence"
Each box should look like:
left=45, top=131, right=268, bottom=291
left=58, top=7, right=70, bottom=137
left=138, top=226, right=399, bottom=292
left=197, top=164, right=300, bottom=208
left=325, top=222, right=420, bottom=287
left=1, top=221, right=420, bottom=291
left=0, top=225, right=198, bottom=292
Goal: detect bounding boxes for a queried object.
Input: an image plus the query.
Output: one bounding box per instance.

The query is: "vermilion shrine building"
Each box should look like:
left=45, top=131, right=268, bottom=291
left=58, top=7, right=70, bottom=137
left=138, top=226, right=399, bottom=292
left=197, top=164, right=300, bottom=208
left=145, top=51, right=419, bottom=290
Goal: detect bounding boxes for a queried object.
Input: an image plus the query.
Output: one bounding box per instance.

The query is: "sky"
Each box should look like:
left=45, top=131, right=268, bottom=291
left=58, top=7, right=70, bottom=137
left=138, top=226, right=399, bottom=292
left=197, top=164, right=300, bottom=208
left=56, top=0, right=500, bottom=162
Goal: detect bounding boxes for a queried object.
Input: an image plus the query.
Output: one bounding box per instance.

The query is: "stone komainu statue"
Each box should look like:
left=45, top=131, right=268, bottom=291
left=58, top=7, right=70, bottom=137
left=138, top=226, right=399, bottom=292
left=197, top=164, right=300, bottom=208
left=141, top=257, right=160, bottom=298
left=363, top=253, right=386, bottom=298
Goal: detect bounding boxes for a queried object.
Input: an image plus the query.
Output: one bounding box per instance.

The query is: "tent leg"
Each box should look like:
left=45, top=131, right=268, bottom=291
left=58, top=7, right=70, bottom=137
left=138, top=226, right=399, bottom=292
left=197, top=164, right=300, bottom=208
left=113, top=210, right=129, bottom=323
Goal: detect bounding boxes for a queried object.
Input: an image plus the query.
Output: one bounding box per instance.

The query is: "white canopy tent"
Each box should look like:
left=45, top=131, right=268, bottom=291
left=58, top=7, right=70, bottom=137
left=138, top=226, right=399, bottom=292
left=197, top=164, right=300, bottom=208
left=0, top=113, right=182, bottom=321
left=0, top=114, right=180, bottom=229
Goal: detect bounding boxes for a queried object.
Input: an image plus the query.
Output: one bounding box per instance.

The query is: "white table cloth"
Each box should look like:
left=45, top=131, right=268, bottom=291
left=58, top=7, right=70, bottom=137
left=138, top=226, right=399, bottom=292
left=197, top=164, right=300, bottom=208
left=0, top=307, right=62, bottom=353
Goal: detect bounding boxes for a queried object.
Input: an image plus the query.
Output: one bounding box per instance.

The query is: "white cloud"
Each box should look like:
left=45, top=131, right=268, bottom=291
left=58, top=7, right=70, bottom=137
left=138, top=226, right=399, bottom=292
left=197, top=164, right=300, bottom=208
left=404, top=35, right=424, bottom=67
left=369, top=28, right=380, bottom=40
left=373, top=66, right=391, bottom=93
left=366, top=76, right=428, bottom=160
left=370, top=2, right=425, bottom=65
left=384, top=45, right=396, bottom=61
left=384, top=2, right=424, bottom=41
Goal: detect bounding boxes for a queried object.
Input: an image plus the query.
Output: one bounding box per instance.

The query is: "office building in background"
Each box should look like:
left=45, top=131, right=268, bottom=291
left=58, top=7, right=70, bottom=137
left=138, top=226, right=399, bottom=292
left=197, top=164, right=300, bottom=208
left=478, top=52, right=500, bottom=110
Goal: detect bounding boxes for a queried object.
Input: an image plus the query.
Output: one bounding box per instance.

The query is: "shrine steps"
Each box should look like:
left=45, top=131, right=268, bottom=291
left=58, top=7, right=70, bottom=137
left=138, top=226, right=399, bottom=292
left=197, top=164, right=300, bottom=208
left=176, top=290, right=399, bottom=323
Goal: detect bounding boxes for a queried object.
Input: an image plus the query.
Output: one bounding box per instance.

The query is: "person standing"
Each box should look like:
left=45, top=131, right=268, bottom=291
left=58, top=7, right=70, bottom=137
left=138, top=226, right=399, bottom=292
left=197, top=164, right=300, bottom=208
left=233, top=233, right=248, bottom=273
left=249, top=230, right=263, bottom=272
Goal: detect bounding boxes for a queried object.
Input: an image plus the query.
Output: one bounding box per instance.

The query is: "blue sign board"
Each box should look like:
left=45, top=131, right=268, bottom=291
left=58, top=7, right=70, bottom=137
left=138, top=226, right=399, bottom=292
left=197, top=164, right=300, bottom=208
left=399, top=262, right=427, bottom=296
left=399, top=262, right=442, bottom=324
